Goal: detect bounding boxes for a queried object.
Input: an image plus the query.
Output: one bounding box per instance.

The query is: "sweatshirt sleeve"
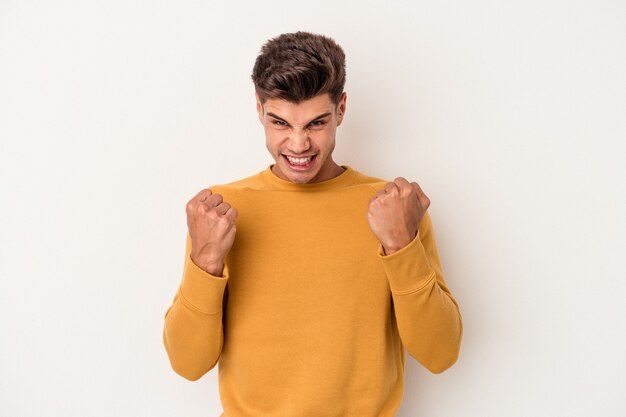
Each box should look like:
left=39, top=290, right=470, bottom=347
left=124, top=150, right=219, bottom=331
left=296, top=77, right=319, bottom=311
left=377, top=211, right=463, bottom=374
left=163, top=231, right=229, bottom=381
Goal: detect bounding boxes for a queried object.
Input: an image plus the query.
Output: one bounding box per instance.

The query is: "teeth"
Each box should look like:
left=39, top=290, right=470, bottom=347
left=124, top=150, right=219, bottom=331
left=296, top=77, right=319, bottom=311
left=286, top=155, right=313, bottom=165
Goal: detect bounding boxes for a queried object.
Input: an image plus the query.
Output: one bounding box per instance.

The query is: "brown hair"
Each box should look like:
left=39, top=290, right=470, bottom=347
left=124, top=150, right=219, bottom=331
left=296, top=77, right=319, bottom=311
left=251, top=31, right=346, bottom=105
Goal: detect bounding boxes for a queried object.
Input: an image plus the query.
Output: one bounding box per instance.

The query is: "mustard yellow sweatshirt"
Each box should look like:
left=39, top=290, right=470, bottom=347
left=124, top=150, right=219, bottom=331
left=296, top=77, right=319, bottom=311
left=163, top=165, right=463, bottom=417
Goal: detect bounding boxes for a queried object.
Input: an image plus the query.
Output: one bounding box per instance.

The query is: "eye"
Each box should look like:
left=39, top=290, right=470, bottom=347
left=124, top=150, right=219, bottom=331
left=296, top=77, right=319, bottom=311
left=271, top=120, right=288, bottom=128
left=308, top=120, right=327, bottom=128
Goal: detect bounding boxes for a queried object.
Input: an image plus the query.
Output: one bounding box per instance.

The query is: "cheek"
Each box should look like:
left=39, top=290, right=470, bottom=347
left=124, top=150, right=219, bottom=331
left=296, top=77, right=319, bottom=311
left=264, top=131, right=281, bottom=152
left=320, top=132, right=336, bottom=152
left=266, top=141, right=280, bottom=156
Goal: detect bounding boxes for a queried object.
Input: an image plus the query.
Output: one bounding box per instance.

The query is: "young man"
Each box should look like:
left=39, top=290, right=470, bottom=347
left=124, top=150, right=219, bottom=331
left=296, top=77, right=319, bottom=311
left=163, top=31, right=463, bottom=416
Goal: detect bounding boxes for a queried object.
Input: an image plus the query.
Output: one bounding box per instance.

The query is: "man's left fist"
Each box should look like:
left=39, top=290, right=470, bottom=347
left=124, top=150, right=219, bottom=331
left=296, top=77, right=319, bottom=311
left=367, top=177, right=431, bottom=255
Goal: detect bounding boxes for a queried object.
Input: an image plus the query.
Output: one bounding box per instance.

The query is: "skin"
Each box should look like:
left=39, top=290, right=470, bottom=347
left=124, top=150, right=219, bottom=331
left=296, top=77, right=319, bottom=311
left=185, top=91, right=431, bottom=276
left=186, top=188, right=237, bottom=276
left=256, top=91, right=347, bottom=184
left=367, top=177, right=431, bottom=255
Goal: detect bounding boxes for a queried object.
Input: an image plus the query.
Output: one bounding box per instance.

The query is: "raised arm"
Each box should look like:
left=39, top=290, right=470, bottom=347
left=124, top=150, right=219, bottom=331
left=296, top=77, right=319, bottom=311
left=163, top=188, right=237, bottom=380
left=378, top=211, right=463, bottom=373
left=367, top=177, right=463, bottom=373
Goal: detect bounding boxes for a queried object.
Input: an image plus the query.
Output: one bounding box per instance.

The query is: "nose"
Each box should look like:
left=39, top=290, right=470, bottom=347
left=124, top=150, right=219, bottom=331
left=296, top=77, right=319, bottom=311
left=287, top=127, right=311, bottom=154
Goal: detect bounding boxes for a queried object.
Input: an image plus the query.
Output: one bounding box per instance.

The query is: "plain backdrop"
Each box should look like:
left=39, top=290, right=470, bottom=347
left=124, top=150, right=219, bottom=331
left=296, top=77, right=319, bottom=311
left=1, top=1, right=625, bottom=416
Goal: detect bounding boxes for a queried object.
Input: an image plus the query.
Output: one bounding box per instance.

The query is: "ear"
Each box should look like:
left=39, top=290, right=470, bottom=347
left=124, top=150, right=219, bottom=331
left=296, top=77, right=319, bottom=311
left=255, top=92, right=264, bottom=124
left=336, top=91, right=347, bottom=126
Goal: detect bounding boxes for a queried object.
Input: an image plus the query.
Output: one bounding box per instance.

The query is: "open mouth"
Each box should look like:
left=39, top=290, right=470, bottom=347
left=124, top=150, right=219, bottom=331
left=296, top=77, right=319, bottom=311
left=283, top=154, right=317, bottom=169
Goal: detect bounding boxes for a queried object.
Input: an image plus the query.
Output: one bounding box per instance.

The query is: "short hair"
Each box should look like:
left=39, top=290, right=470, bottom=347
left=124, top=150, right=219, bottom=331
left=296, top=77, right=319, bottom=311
left=251, top=31, right=346, bottom=106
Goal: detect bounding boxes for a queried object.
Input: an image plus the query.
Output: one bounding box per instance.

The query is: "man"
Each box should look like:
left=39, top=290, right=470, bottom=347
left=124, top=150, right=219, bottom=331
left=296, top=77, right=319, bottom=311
left=163, top=31, right=463, bottom=417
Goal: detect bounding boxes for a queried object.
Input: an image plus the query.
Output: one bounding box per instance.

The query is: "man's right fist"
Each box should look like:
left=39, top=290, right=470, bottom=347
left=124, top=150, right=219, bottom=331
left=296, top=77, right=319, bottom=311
left=186, top=188, right=238, bottom=276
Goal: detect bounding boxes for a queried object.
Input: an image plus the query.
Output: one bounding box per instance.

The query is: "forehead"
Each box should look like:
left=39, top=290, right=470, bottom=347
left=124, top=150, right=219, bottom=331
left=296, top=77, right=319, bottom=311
left=263, top=94, right=335, bottom=121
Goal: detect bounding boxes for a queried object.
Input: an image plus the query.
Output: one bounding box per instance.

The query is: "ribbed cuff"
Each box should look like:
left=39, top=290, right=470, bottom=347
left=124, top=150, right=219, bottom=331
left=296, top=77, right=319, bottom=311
left=179, top=254, right=229, bottom=314
left=377, top=230, right=436, bottom=295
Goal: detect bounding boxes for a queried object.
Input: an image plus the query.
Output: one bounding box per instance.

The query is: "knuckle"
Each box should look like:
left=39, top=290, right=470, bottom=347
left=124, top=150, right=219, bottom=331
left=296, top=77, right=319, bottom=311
left=194, top=189, right=211, bottom=203
left=207, top=194, right=222, bottom=206
left=396, top=177, right=409, bottom=187
left=202, top=207, right=216, bottom=219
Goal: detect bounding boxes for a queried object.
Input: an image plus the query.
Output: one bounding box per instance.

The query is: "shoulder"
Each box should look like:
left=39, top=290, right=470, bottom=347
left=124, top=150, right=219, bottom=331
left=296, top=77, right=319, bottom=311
left=203, top=170, right=265, bottom=201
left=347, top=167, right=390, bottom=193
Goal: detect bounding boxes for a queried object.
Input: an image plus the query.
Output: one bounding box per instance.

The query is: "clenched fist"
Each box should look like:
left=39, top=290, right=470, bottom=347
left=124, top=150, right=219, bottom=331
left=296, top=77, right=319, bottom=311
left=186, top=188, right=238, bottom=276
left=367, top=177, right=430, bottom=255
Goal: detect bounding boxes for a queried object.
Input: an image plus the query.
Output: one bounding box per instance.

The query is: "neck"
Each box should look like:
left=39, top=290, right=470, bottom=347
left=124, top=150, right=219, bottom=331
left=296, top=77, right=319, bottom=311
left=316, top=160, right=345, bottom=182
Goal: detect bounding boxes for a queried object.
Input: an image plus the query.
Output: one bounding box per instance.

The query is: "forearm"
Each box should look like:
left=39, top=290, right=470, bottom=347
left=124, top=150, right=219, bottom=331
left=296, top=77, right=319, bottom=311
left=163, top=249, right=229, bottom=381
left=163, top=292, right=225, bottom=380
left=391, top=274, right=463, bottom=373
left=379, top=211, right=463, bottom=373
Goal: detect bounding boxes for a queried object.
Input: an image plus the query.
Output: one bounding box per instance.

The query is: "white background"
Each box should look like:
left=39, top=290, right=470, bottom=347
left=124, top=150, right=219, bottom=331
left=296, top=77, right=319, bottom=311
left=1, top=1, right=625, bottom=416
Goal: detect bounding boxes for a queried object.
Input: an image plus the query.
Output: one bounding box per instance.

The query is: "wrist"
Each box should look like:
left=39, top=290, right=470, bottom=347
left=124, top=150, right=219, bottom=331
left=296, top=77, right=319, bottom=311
left=382, top=245, right=401, bottom=256
left=190, top=254, right=225, bottom=276
left=201, top=262, right=225, bottom=277
left=382, top=229, right=419, bottom=256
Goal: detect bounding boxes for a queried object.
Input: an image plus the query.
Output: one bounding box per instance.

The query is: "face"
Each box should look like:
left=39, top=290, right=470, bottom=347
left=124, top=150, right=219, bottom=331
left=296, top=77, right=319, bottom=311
left=256, top=91, right=347, bottom=184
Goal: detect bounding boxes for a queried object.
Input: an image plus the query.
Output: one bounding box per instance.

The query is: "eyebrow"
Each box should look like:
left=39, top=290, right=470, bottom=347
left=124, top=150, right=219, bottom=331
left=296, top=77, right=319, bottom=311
left=266, top=112, right=332, bottom=125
